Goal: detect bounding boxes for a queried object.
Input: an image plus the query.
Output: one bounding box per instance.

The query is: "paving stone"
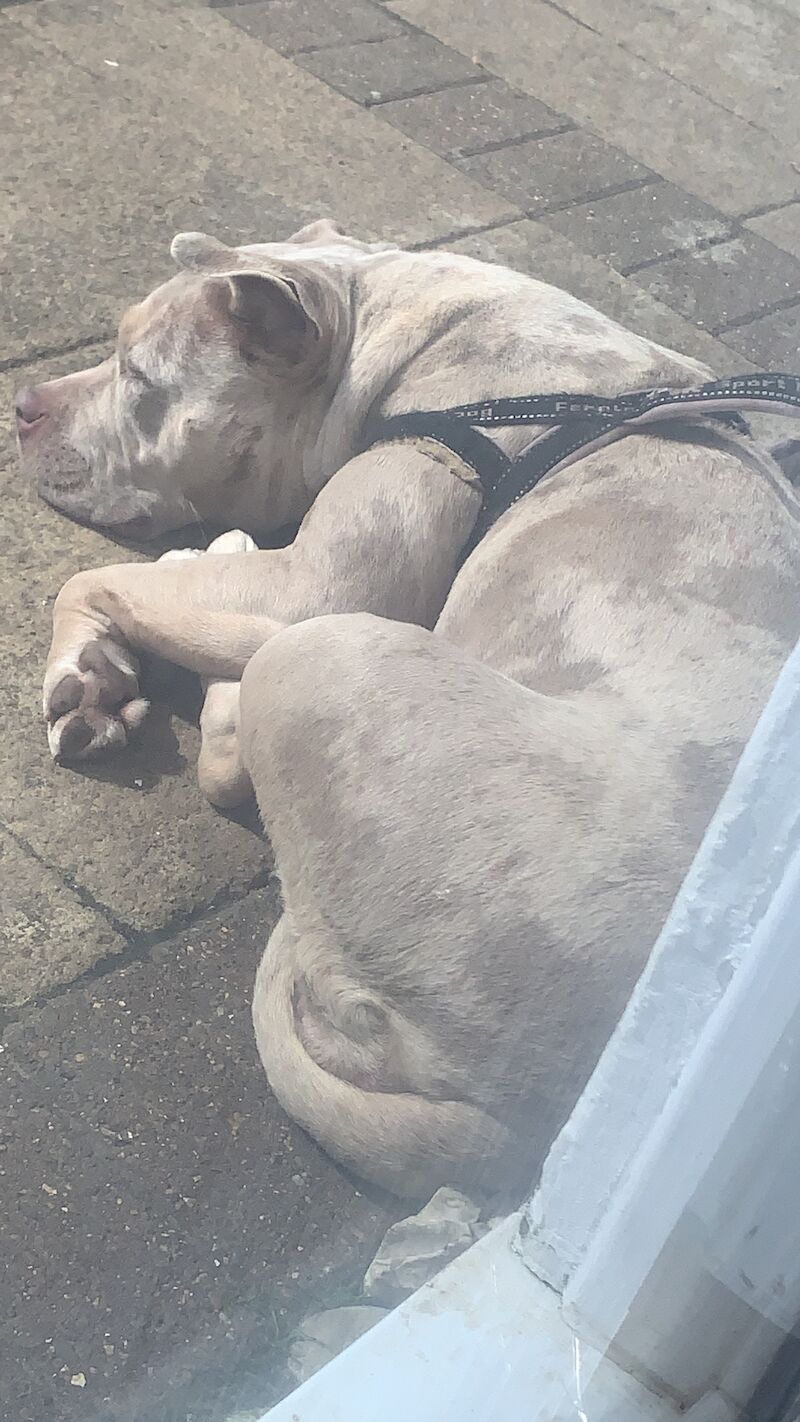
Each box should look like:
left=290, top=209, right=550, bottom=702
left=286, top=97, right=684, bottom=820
left=296, top=31, right=485, bottom=106
left=0, top=351, right=268, bottom=939
left=717, top=305, right=800, bottom=371
left=388, top=0, right=800, bottom=214
left=634, top=235, right=800, bottom=332
left=557, top=0, right=800, bottom=150
left=222, top=0, right=403, bottom=55
left=1, top=891, right=397, bottom=1422
left=543, top=183, right=733, bottom=274
left=5, top=1, right=515, bottom=357
left=457, top=130, right=655, bottom=215
left=0, top=23, right=309, bottom=359
left=444, top=221, right=752, bottom=373
left=0, top=829, right=125, bottom=1007
left=745, top=204, right=800, bottom=261
left=378, top=78, right=572, bottom=160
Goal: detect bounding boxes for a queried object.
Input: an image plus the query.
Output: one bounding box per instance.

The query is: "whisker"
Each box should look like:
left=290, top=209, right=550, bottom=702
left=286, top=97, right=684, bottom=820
left=184, top=498, right=211, bottom=546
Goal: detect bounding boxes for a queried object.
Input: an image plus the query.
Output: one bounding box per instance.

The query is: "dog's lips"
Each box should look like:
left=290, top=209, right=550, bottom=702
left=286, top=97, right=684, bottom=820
left=38, top=489, right=155, bottom=541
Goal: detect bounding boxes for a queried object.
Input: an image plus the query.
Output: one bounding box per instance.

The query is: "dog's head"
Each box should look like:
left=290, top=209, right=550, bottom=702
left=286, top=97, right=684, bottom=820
left=15, top=220, right=374, bottom=539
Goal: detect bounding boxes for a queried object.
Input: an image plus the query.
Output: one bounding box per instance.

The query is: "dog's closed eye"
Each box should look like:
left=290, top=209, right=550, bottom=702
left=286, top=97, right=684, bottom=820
left=119, top=356, right=155, bottom=388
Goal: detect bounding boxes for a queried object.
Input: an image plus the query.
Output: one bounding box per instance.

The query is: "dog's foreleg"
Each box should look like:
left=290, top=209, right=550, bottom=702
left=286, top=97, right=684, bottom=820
left=159, top=531, right=258, bottom=808
left=43, top=443, right=480, bottom=764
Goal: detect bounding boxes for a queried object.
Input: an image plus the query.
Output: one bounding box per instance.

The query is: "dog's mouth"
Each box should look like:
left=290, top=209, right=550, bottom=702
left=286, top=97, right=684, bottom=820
left=38, top=488, right=156, bottom=542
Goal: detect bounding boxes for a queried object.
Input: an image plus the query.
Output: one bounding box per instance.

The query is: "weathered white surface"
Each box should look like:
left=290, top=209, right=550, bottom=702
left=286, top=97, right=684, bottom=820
left=288, top=1307, right=390, bottom=1385
left=562, top=831, right=800, bottom=1406
left=263, top=1217, right=678, bottom=1422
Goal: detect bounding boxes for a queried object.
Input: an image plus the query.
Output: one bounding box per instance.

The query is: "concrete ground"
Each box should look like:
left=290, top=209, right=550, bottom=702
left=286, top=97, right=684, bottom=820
left=1, top=0, right=798, bottom=1417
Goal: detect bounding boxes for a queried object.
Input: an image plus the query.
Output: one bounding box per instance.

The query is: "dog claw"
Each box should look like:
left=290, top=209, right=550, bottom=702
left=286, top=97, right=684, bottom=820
left=47, top=705, right=134, bottom=763
left=119, top=697, right=150, bottom=733
left=44, top=637, right=147, bottom=764
left=45, top=531, right=258, bottom=768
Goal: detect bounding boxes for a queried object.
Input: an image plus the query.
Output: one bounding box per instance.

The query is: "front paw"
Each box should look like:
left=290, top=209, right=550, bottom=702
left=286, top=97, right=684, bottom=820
left=43, top=638, right=149, bottom=763
left=158, top=530, right=258, bottom=562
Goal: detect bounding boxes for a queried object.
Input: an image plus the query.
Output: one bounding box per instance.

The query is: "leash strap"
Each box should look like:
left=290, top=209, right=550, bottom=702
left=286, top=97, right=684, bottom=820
left=373, top=372, right=800, bottom=552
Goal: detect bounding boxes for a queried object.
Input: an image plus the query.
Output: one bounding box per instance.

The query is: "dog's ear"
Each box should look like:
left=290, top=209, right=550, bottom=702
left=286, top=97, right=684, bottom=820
left=171, top=231, right=232, bottom=272
left=211, top=270, right=319, bottom=364
left=286, top=218, right=344, bottom=246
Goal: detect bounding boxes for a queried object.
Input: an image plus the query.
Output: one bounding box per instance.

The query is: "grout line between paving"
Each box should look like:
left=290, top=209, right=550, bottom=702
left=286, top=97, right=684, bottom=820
left=540, top=0, right=599, bottom=33
left=0, top=814, right=276, bottom=1021
left=522, top=173, right=662, bottom=219
left=738, top=197, right=800, bottom=222
left=363, top=71, right=494, bottom=107
left=0, top=332, right=115, bottom=376
left=456, top=122, right=578, bottom=159
left=288, top=31, right=409, bottom=57
left=407, top=215, right=525, bottom=250
left=712, top=292, right=800, bottom=336
left=619, top=229, right=738, bottom=275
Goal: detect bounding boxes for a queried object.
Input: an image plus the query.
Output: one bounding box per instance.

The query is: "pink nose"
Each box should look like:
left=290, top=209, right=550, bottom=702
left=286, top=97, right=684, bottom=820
left=15, top=386, right=47, bottom=432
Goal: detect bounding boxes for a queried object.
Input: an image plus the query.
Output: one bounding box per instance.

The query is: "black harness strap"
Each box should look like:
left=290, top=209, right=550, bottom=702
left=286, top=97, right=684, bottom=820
left=378, top=410, right=512, bottom=495
left=372, top=372, right=800, bottom=554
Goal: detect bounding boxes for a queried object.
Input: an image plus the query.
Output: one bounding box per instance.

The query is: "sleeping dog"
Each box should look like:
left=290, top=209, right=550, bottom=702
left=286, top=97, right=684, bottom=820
left=17, top=220, right=800, bottom=1196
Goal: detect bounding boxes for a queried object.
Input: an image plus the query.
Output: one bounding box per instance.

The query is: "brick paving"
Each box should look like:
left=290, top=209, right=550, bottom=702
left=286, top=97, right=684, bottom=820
left=210, top=0, right=800, bottom=366
left=296, top=30, right=486, bottom=105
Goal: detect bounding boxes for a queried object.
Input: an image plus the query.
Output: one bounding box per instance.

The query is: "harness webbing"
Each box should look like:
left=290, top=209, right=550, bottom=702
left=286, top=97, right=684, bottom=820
left=370, top=372, right=800, bottom=553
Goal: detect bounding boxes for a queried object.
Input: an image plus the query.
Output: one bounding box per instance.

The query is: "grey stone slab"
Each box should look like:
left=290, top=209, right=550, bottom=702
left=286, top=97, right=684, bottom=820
left=222, top=0, right=403, bottom=55
left=445, top=220, right=753, bottom=373
left=717, top=305, right=800, bottom=370
left=745, top=204, right=800, bottom=261
left=457, top=131, right=655, bottom=215
left=2, top=890, right=396, bottom=1422
left=635, top=235, right=800, bottom=332
left=0, top=24, right=309, bottom=359
left=296, top=31, right=485, bottom=105
left=543, top=183, right=733, bottom=274
left=557, top=0, right=800, bottom=149
left=7, top=0, right=515, bottom=287
left=378, top=79, right=571, bottom=160
left=0, top=829, right=125, bottom=1007
left=387, top=0, right=800, bottom=214
left=0, top=351, right=268, bottom=936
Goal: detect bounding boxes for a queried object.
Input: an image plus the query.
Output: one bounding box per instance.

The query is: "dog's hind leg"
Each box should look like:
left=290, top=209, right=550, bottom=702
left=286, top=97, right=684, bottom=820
left=237, top=612, right=619, bottom=1197
left=251, top=915, right=514, bottom=1200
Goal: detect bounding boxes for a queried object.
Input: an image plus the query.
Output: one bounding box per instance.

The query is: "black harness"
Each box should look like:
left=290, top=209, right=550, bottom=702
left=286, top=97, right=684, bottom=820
left=370, top=372, right=800, bottom=555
